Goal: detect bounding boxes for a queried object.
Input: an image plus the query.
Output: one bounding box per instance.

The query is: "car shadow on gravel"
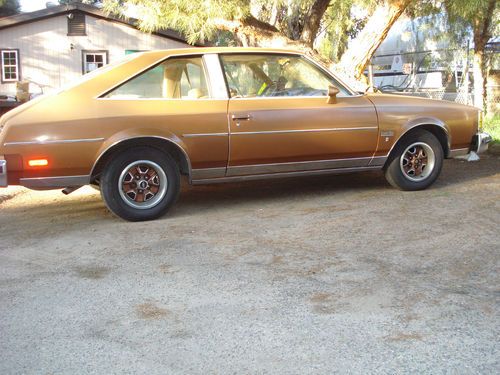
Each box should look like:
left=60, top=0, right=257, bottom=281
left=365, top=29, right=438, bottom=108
left=171, top=158, right=499, bottom=218
left=1, top=157, right=498, bottom=224
left=176, top=171, right=386, bottom=211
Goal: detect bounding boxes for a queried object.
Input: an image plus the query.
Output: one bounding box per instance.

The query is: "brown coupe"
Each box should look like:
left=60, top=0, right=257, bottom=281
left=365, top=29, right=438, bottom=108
left=0, top=48, right=491, bottom=221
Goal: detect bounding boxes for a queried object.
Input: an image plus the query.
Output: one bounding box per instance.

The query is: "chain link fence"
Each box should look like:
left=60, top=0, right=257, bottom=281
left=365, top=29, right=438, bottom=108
left=370, top=41, right=499, bottom=115
left=486, top=84, right=500, bottom=114
left=388, top=83, right=499, bottom=114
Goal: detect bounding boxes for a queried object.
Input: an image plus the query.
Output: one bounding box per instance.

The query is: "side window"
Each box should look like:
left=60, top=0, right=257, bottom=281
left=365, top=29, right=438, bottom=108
left=104, top=56, right=209, bottom=99
left=220, top=54, right=349, bottom=98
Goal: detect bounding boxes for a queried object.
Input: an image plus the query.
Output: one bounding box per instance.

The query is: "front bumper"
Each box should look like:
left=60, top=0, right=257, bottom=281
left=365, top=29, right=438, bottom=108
left=0, top=159, right=6, bottom=187
left=472, top=131, right=492, bottom=154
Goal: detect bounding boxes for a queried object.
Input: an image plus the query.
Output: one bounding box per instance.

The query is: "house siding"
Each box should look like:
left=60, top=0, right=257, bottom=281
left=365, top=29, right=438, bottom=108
left=0, top=14, right=190, bottom=95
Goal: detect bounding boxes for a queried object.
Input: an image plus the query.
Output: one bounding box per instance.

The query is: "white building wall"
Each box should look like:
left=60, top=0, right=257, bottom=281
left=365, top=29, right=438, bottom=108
left=0, top=14, right=190, bottom=95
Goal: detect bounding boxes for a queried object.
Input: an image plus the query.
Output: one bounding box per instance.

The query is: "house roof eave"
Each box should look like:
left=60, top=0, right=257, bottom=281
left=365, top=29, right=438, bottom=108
left=0, top=3, right=201, bottom=46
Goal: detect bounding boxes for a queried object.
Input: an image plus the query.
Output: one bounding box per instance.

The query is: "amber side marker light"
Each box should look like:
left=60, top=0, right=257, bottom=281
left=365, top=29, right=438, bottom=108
left=28, top=159, right=49, bottom=167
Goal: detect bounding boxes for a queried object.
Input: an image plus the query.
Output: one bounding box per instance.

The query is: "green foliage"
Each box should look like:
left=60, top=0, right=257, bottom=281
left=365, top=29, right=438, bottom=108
left=249, top=0, right=374, bottom=61
left=444, top=0, right=499, bottom=44
left=316, top=0, right=366, bottom=62
left=446, top=0, right=497, bottom=22
left=247, top=0, right=328, bottom=39
left=103, top=0, right=251, bottom=44
left=100, top=0, right=496, bottom=76
left=0, top=0, right=20, bottom=17
left=101, top=0, right=375, bottom=50
left=483, top=114, right=500, bottom=144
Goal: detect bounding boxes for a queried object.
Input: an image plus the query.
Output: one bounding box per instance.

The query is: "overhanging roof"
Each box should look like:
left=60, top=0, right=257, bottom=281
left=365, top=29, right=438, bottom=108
left=0, top=3, right=199, bottom=46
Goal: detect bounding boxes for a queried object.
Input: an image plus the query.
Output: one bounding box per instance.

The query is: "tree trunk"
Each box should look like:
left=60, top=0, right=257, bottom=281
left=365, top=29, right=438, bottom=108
left=286, top=0, right=303, bottom=40
left=212, top=16, right=315, bottom=55
left=269, top=0, right=279, bottom=26
left=471, top=0, right=496, bottom=112
left=213, top=1, right=410, bottom=88
left=472, top=50, right=486, bottom=111
left=301, top=0, right=331, bottom=47
left=337, top=1, right=410, bottom=82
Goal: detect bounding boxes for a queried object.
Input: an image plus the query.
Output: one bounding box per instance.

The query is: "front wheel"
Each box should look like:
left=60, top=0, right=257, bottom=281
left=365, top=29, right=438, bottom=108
left=384, top=130, right=444, bottom=191
left=100, top=147, right=180, bottom=221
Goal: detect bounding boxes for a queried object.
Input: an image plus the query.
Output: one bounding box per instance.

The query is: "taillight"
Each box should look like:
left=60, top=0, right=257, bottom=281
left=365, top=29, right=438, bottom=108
left=28, top=159, right=48, bottom=167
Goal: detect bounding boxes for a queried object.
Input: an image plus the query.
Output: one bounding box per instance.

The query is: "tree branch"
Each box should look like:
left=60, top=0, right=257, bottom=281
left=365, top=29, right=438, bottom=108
left=241, top=14, right=280, bottom=33
left=481, top=0, right=496, bottom=47
left=301, top=0, right=331, bottom=46
left=211, top=14, right=317, bottom=55
left=338, top=0, right=411, bottom=81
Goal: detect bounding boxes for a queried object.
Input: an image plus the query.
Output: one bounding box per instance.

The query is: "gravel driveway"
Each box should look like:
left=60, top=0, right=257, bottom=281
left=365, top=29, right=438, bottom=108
left=1, top=156, right=499, bottom=374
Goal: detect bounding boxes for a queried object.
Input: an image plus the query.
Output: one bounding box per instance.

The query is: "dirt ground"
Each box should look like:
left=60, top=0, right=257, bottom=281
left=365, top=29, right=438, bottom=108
left=0, top=155, right=499, bottom=374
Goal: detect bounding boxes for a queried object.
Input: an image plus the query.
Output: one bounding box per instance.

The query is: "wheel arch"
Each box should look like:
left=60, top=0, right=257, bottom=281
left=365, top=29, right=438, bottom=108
left=384, top=122, right=450, bottom=169
left=91, top=136, right=191, bottom=183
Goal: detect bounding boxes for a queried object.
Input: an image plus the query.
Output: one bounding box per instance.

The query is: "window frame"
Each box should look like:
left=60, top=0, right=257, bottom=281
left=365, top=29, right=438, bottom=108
left=218, top=52, right=357, bottom=99
left=0, top=49, right=21, bottom=83
left=99, top=54, right=213, bottom=100
left=82, top=50, right=109, bottom=75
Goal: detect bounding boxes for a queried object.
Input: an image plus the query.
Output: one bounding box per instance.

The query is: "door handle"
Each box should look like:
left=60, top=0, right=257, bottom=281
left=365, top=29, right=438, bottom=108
left=231, top=114, right=252, bottom=121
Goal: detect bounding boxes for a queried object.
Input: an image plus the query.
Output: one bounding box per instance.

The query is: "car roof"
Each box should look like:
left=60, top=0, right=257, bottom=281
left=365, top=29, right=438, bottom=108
left=140, top=47, right=304, bottom=57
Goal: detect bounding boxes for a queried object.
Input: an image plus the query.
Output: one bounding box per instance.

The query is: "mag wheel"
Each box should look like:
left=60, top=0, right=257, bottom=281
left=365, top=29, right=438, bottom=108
left=399, top=142, right=436, bottom=182
left=101, top=147, right=180, bottom=221
left=385, top=130, right=443, bottom=191
left=118, top=160, right=168, bottom=210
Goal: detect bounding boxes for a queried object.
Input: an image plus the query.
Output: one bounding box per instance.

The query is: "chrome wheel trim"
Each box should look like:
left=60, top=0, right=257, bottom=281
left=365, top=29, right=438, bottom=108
left=118, top=160, right=168, bottom=210
left=399, top=142, right=435, bottom=182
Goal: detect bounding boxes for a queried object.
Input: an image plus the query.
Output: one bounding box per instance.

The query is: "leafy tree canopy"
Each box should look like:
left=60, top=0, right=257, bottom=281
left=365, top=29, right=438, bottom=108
left=99, top=0, right=495, bottom=88
left=103, top=0, right=253, bottom=44
left=0, top=0, right=20, bottom=17
left=100, top=1, right=442, bottom=62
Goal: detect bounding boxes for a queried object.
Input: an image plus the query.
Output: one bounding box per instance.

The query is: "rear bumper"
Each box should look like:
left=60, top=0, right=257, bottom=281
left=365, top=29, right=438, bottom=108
left=0, top=157, right=89, bottom=189
left=472, top=131, right=492, bottom=154
left=0, top=159, right=6, bottom=187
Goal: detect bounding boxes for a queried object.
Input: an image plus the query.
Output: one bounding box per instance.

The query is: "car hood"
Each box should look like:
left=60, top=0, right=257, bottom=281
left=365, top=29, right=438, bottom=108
left=365, top=92, right=478, bottom=112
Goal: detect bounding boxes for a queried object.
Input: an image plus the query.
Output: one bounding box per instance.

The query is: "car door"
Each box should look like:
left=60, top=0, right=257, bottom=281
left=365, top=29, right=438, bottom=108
left=220, top=53, right=379, bottom=176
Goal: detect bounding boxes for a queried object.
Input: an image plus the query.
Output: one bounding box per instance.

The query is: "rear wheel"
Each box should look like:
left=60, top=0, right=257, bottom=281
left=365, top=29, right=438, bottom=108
left=100, top=147, right=180, bottom=221
left=384, top=129, right=444, bottom=191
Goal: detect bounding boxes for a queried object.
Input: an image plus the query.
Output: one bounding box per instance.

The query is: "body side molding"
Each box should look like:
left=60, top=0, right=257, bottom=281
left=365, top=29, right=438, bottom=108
left=192, top=166, right=381, bottom=185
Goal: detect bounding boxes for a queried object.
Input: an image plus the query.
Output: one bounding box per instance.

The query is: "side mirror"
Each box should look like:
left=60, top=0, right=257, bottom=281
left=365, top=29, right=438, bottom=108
left=327, top=85, right=340, bottom=104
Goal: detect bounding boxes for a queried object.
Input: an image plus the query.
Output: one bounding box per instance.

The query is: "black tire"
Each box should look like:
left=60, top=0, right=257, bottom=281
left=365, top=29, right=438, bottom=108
left=100, top=147, right=180, bottom=221
left=384, top=129, right=444, bottom=191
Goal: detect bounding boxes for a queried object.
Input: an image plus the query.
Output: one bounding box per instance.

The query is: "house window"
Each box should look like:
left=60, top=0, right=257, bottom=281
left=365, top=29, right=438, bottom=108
left=1, top=49, right=20, bottom=83
left=1, top=49, right=20, bottom=82
left=82, top=51, right=108, bottom=74
left=67, top=12, right=86, bottom=36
